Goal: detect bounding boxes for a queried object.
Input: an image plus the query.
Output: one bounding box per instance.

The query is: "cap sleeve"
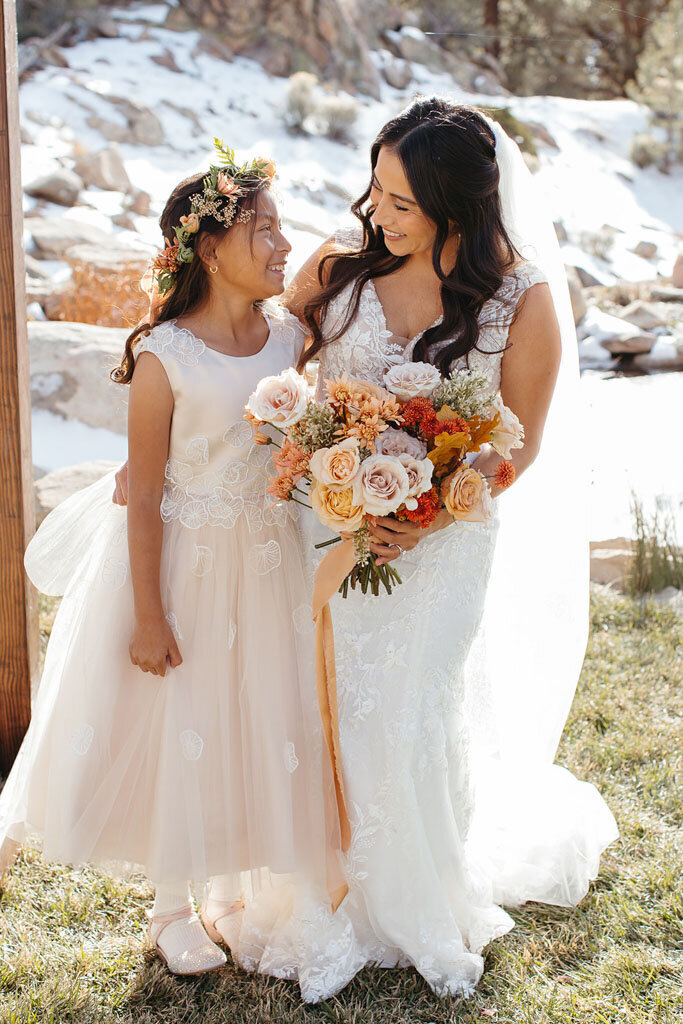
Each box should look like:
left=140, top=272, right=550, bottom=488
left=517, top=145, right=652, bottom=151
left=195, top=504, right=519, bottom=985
left=133, top=322, right=188, bottom=396
left=262, top=300, right=308, bottom=363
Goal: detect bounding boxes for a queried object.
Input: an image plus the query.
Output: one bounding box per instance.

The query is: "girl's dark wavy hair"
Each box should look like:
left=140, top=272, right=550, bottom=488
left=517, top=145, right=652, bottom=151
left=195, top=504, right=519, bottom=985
left=299, top=97, right=521, bottom=374
left=111, top=172, right=265, bottom=385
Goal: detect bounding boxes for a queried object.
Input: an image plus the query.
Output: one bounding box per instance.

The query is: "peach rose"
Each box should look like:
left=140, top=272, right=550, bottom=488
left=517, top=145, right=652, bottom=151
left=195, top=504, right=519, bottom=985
left=311, top=481, right=365, bottom=533
left=489, top=394, right=524, bottom=460
left=352, top=454, right=410, bottom=516
left=216, top=172, right=241, bottom=197
left=397, top=453, right=433, bottom=510
left=179, top=213, right=200, bottom=233
left=309, top=437, right=361, bottom=491
left=383, top=361, right=442, bottom=402
left=246, top=368, right=309, bottom=428
left=441, top=465, right=493, bottom=522
left=377, top=427, right=427, bottom=460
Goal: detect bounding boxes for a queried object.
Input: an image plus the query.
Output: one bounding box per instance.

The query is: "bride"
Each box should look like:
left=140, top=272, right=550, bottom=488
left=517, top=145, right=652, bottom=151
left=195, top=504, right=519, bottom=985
left=112, top=98, right=618, bottom=1001
left=261, top=96, right=618, bottom=999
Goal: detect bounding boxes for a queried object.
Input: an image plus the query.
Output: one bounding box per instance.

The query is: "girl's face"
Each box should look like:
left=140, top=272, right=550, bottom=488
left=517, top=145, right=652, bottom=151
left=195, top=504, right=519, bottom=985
left=211, top=189, right=291, bottom=301
left=369, top=146, right=438, bottom=258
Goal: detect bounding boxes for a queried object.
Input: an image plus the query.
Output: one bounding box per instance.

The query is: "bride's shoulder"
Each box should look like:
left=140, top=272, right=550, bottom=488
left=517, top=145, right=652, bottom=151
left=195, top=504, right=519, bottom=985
left=506, top=260, right=548, bottom=293
left=333, top=223, right=364, bottom=251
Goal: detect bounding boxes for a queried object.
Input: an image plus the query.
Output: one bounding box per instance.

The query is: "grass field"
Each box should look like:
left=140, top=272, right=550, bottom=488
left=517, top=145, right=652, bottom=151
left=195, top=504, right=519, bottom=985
left=0, top=590, right=681, bottom=1024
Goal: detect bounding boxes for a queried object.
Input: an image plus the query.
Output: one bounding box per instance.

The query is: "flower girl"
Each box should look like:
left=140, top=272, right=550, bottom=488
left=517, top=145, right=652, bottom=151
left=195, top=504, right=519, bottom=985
left=0, top=143, right=341, bottom=976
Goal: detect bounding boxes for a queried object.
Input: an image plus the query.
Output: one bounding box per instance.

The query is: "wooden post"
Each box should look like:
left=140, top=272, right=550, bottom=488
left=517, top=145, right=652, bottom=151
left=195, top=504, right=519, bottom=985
left=0, top=0, right=37, bottom=776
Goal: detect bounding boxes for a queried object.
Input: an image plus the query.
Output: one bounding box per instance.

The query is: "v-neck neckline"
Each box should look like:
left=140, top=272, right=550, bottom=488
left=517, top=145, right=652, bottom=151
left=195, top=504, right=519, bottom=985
left=367, top=278, right=443, bottom=354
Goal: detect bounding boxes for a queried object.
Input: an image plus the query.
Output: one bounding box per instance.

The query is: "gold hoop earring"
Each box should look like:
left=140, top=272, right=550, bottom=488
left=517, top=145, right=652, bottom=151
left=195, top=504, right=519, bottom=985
left=209, top=264, right=218, bottom=275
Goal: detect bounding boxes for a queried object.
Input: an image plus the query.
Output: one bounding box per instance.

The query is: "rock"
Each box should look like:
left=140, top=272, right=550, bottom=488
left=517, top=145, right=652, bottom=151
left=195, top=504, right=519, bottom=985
left=85, top=115, right=129, bottom=144
left=24, top=254, right=50, bottom=280
left=632, top=240, right=658, bottom=260
left=25, top=276, right=62, bottom=307
left=28, top=321, right=129, bottom=435
left=73, top=145, right=132, bottom=192
left=382, top=58, right=412, bottom=89
left=34, top=460, right=119, bottom=526
left=124, top=190, right=152, bottom=217
left=554, top=221, right=568, bottom=244
left=649, top=285, right=683, bottom=302
left=565, top=266, right=587, bottom=325
left=672, top=253, right=683, bottom=288
left=112, top=212, right=138, bottom=231
left=652, top=586, right=683, bottom=616
left=64, top=245, right=149, bottom=275
left=527, top=121, right=559, bottom=150
left=324, top=179, right=354, bottom=202
left=581, top=306, right=656, bottom=355
left=522, top=152, right=541, bottom=174
left=107, top=98, right=164, bottom=147
left=572, top=265, right=603, bottom=288
left=27, top=301, right=47, bottom=321
left=471, top=69, right=509, bottom=94
left=29, top=217, right=117, bottom=259
left=386, top=26, right=453, bottom=74
left=95, top=15, right=119, bottom=39
left=20, top=123, right=35, bottom=145
left=24, top=168, right=83, bottom=207
left=589, top=542, right=633, bottom=589
left=619, top=300, right=666, bottom=331
left=151, top=48, right=183, bottom=74
left=191, top=35, right=234, bottom=62
left=633, top=337, right=683, bottom=372
left=283, top=215, right=330, bottom=239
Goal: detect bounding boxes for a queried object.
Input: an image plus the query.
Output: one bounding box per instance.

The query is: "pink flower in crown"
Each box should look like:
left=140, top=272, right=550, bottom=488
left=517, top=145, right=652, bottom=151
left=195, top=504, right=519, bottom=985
left=216, top=172, right=241, bottom=198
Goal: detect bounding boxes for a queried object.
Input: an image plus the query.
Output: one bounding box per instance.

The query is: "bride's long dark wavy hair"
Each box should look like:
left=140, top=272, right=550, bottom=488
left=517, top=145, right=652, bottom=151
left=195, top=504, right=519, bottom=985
left=300, top=97, right=521, bottom=374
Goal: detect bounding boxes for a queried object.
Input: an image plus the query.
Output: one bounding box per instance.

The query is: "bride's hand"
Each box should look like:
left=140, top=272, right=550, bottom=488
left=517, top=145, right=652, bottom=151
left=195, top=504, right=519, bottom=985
left=369, top=510, right=452, bottom=566
left=113, top=462, right=129, bottom=506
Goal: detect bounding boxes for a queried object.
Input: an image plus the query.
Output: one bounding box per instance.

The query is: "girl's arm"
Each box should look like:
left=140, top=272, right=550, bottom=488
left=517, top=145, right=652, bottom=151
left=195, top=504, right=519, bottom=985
left=370, top=283, right=562, bottom=563
left=127, top=352, right=182, bottom=676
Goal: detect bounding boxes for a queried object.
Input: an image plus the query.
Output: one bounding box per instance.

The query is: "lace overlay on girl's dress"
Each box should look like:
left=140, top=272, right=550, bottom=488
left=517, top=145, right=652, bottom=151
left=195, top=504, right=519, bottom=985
left=291, top=226, right=618, bottom=1000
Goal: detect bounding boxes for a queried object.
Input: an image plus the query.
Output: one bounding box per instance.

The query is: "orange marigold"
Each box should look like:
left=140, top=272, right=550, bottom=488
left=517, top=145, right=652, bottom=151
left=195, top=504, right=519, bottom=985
left=493, top=460, right=516, bottom=489
left=401, top=396, right=439, bottom=436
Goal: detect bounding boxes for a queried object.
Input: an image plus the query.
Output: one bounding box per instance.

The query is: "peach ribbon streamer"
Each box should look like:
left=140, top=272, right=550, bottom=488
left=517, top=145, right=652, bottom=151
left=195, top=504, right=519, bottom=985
left=312, top=538, right=356, bottom=910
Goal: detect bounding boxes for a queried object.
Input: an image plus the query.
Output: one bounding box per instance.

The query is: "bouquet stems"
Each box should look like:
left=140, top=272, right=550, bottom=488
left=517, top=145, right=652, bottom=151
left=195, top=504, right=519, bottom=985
left=340, top=553, right=402, bottom=598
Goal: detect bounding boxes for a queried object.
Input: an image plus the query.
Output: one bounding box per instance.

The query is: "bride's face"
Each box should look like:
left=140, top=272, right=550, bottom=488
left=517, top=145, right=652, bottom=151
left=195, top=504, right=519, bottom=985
left=370, top=146, right=440, bottom=258
left=211, top=189, right=291, bottom=300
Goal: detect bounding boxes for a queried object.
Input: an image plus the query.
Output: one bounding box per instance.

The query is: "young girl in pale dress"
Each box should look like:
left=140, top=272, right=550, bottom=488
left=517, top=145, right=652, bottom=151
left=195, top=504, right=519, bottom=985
left=0, top=147, right=342, bottom=978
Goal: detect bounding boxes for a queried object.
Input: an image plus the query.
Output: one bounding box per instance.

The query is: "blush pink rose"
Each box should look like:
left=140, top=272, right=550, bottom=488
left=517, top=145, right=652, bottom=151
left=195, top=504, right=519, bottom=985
left=309, top=437, right=361, bottom=491
left=377, top=427, right=427, bottom=460
left=383, top=361, right=442, bottom=402
left=489, top=394, right=524, bottom=460
left=246, top=368, right=309, bottom=428
left=352, top=454, right=410, bottom=516
left=397, top=453, right=434, bottom=510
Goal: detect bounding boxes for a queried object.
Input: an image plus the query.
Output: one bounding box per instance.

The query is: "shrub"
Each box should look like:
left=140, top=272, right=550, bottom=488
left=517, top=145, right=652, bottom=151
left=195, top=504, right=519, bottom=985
left=284, top=72, right=319, bottom=132
left=628, top=496, right=683, bottom=595
left=630, top=133, right=669, bottom=170
left=47, top=261, right=148, bottom=328
left=579, top=228, right=616, bottom=262
left=315, top=93, right=359, bottom=142
left=484, top=107, right=538, bottom=156
left=284, top=72, right=359, bottom=142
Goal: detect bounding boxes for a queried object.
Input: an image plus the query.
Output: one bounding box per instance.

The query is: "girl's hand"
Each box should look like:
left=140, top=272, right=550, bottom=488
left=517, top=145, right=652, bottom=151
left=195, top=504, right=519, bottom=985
left=129, top=616, right=183, bottom=676
left=113, top=462, right=130, bottom=506
left=369, top=510, right=452, bottom=565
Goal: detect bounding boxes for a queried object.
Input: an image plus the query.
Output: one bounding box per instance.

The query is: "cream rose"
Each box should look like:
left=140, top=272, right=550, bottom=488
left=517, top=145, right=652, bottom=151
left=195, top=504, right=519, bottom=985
left=441, top=465, right=493, bottom=522
left=311, top=481, right=365, bottom=533
left=377, top=427, right=427, bottom=460
left=246, top=368, right=309, bottom=428
left=489, top=394, right=524, bottom=460
left=309, top=437, right=361, bottom=491
left=353, top=454, right=410, bottom=516
left=383, top=361, right=442, bottom=402
left=397, top=453, right=434, bottom=510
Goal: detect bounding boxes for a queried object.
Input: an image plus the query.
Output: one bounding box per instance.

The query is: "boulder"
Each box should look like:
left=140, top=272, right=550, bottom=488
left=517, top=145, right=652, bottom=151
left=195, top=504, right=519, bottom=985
left=124, top=190, right=152, bottom=217
left=554, top=221, right=568, bottom=244
left=589, top=540, right=633, bottom=589
left=619, top=300, right=666, bottom=331
left=581, top=306, right=656, bottom=356
left=672, top=253, right=683, bottom=289
left=191, top=35, right=234, bottom=62
left=382, top=58, right=412, bottom=90
left=633, top=336, right=683, bottom=372
left=85, top=115, right=129, bottom=144
left=151, top=48, right=183, bottom=73
left=24, top=168, right=83, bottom=207
left=572, top=266, right=603, bottom=288
left=632, top=240, right=657, bottom=260
left=565, top=266, right=586, bottom=325
left=386, top=27, right=453, bottom=74
left=73, top=145, right=132, bottom=192
left=25, top=254, right=50, bottom=280
left=94, top=15, right=119, bottom=39
left=649, top=285, right=683, bottom=302
left=526, top=121, right=559, bottom=150
left=34, top=460, right=119, bottom=526
left=107, top=98, right=165, bottom=147
left=29, top=217, right=117, bottom=259
left=112, top=212, right=138, bottom=231
left=28, top=321, right=129, bottom=435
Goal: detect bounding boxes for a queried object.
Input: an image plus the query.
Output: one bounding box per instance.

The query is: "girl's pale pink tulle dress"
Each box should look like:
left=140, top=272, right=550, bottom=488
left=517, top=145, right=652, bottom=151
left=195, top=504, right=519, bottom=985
left=0, top=303, right=341, bottom=915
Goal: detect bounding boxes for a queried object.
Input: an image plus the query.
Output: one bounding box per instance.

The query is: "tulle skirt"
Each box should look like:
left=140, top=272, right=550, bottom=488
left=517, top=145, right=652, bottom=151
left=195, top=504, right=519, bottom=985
left=0, top=472, right=340, bottom=899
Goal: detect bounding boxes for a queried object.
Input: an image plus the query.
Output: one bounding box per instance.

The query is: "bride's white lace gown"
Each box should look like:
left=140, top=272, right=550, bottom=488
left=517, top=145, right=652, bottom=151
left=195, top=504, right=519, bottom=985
left=265, top=239, right=618, bottom=1000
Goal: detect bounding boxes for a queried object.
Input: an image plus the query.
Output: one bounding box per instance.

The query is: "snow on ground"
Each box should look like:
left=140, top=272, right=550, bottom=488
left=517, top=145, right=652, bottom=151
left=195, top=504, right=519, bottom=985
left=19, top=1, right=683, bottom=540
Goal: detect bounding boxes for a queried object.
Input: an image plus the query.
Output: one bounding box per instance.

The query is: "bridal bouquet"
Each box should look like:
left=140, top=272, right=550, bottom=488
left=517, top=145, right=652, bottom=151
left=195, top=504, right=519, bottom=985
left=244, top=363, right=523, bottom=596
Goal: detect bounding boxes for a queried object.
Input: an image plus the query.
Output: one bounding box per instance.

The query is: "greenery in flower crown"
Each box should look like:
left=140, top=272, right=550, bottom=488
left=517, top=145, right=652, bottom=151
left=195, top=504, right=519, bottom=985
left=151, top=139, right=276, bottom=296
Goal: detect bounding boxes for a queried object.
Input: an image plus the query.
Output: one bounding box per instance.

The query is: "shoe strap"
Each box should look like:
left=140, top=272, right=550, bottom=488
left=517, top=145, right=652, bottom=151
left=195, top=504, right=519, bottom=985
left=148, top=905, right=196, bottom=941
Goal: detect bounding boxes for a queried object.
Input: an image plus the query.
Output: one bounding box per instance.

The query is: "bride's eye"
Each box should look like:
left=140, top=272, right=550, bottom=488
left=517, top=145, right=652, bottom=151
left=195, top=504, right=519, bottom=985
left=394, top=203, right=408, bottom=212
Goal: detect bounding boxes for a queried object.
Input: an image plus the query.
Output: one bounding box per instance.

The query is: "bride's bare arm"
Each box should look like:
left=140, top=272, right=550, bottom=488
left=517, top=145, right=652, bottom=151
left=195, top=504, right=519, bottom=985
left=371, top=283, right=561, bottom=564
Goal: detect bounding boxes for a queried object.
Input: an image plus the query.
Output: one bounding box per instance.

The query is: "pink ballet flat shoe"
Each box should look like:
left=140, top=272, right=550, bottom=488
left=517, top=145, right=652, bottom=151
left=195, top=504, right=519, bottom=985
left=200, top=897, right=245, bottom=946
left=147, top=906, right=227, bottom=975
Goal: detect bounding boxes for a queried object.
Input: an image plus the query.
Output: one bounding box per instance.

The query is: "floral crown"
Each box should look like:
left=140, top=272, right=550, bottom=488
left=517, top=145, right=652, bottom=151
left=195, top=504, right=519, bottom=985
left=149, top=139, right=276, bottom=296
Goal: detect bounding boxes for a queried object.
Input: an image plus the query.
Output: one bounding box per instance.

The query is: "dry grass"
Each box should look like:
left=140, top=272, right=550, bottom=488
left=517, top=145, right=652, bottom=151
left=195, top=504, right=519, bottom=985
left=48, top=262, right=149, bottom=329
left=1, top=591, right=681, bottom=1023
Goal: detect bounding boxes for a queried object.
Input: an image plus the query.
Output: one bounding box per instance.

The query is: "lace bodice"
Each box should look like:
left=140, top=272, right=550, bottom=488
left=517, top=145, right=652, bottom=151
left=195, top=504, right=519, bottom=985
left=316, top=226, right=547, bottom=395
left=134, top=301, right=305, bottom=533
